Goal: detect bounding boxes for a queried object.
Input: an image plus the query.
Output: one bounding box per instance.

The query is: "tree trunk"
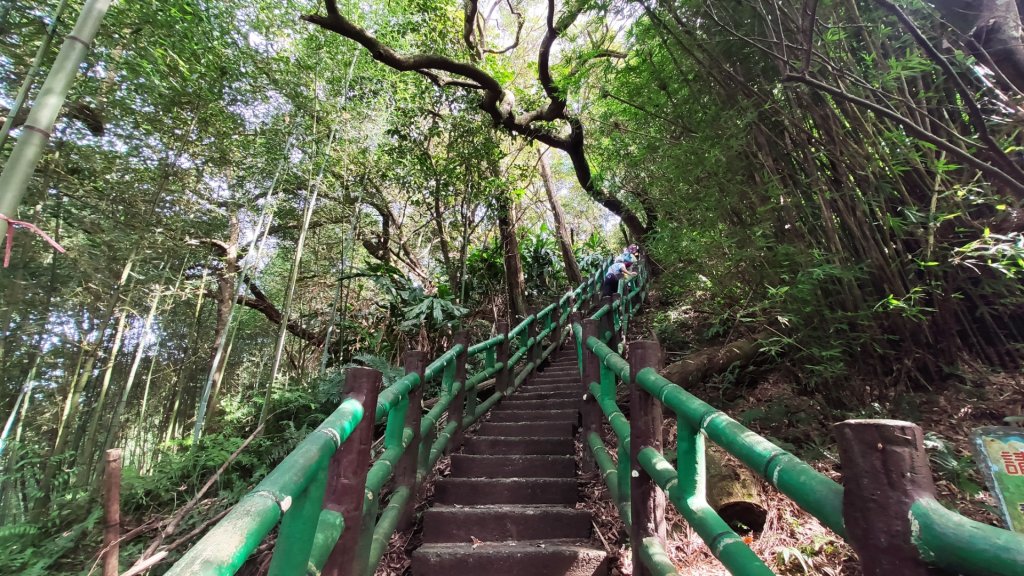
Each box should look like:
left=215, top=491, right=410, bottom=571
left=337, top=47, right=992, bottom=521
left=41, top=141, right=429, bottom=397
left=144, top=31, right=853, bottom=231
left=929, top=0, right=1024, bottom=94
left=497, top=193, right=526, bottom=319
left=192, top=215, right=239, bottom=441
left=431, top=184, right=458, bottom=291
left=538, top=149, right=583, bottom=286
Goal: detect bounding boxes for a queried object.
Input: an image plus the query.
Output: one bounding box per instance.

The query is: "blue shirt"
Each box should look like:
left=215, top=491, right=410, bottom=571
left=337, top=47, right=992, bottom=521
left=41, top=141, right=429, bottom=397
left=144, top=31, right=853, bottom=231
left=606, top=262, right=629, bottom=279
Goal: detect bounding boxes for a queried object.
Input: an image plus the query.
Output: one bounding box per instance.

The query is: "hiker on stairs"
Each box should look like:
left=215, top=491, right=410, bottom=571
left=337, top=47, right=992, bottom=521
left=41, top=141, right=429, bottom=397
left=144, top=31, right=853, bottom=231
left=614, top=244, right=639, bottom=263
left=601, top=258, right=635, bottom=298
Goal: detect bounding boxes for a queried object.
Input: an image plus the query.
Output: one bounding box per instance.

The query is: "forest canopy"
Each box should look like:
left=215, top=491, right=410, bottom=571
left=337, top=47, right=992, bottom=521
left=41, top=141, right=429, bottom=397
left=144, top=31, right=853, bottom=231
left=2, top=0, right=1024, bottom=572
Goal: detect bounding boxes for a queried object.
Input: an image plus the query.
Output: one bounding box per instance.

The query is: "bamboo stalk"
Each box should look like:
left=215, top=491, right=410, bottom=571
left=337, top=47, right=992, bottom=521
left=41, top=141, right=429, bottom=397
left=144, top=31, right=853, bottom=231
left=0, top=0, right=69, bottom=149
left=0, top=0, right=111, bottom=238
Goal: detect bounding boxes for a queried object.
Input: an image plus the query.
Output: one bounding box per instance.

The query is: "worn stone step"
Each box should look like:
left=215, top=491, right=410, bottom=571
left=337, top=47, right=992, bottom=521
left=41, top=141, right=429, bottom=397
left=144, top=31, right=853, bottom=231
left=537, top=365, right=579, bottom=373
left=422, top=506, right=593, bottom=542
left=543, top=364, right=578, bottom=372
left=463, top=436, right=573, bottom=456
left=412, top=540, right=608, bottom=576
left=435, top=478, right=578, bottom=505
left=477, top=422, right=573, bottom=437
left=488, top=409, right=577, bottom=423
left=517, top=384, right=580, bottom=395
left=524, top=377, right=579, bottom=386
left=500, top=398, right=577, bottom=411
left=538, top=366, right=577, bottom=375
left=510, top=390, right=578, bottom=401
left=536, top=376, right=580, bottom=384
left=533, top=376, right=579, bottom=384
left=450, top=454, right=575, bottom=478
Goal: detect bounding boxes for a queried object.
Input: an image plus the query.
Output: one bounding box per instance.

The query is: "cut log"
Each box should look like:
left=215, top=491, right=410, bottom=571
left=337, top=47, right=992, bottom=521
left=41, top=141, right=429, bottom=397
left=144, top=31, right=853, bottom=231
left=658, top=332, right=768, bottom=387
left=657, top=336, right=771, bottom=534
left=706, top=447, right=767, bottom=534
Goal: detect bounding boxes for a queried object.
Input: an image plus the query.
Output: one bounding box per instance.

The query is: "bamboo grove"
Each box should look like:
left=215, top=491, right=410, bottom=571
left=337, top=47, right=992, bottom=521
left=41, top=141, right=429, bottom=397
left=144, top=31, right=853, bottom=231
left=2, top=0, right=1024, bottom=572
left=584, top=0, right=1024, bottom=394
left=0, top=1, right=606, bottom=569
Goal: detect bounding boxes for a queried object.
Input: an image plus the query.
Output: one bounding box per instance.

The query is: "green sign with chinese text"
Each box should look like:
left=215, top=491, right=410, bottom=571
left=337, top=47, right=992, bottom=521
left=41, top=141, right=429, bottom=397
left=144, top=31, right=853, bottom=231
left=971, top=427, right=1024, bottom=533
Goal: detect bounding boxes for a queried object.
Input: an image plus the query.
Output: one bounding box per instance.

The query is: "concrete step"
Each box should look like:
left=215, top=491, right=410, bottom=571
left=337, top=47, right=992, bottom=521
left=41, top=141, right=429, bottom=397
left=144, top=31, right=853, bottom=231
left=463, top=436, right=573, bottom=456
left=543, top=364, right=579, bottom=372
left=535, top=376, right=580, bottom=384
left=435, top=478, right=578, bottom=505
left=412, top=540, right=608, bottom=576
left=539, top=366, right=579, bottom=374
left=517, top=384, right=579, bottom=395
left=487, top=409, right=577, bottom=423
left=422, top=505, right=593, bottom=543
left=477, top=422, right=573, bottom=437
left=510, top=390, right=578, bottom=401
left=532, top=376, right=579, bottom=385
left=500, top=398, right=577, bottom=411
left=450, top=455, right=575, bottom=478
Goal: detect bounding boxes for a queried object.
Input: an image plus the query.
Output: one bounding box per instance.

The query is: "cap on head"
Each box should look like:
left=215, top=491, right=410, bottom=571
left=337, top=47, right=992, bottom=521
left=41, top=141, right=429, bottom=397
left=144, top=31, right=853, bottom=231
left=624, top=260, right=633, bottom=268
left=628, top=244, right=639, bottom=254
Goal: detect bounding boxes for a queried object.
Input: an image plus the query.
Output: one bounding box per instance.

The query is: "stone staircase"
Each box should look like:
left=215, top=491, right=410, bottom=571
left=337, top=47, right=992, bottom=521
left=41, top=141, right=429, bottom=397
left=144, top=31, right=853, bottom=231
left=412, top=347, right=609, bottom=576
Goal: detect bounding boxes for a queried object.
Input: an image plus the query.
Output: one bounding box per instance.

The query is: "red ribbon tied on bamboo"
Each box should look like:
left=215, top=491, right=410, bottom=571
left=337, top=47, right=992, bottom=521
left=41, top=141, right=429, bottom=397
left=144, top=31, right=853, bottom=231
left=0, top=213, right=66, bottom=268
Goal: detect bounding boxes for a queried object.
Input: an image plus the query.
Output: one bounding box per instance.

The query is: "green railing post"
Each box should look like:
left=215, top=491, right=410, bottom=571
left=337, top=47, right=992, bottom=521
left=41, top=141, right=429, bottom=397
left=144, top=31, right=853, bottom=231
left=611, top=293, right=623, bottom=343
left=448, top=332, right=469, bottom=453
left=496, top=322, right=510, bottom=394
left=834, top=420, right=944, bottom=576
left=323, top=367, right=381, bottom=576
left=434, top=354, right=457, bottom=461
left=396, top=351, right=426, bottom=532
left=608, top=361, right=630, bottom=517
left=553, top=301, right=563, bottom=351
left=628, top=341, right=666, bottom=576
left=266, top=463, right=326, bottom=576
left=580, top=319, right=602, bottom=473
left=527, top=307, right=540, bottom=366
left=569, top=311, right=582, bottom=375
left=599, top=296, right=611, bottom=342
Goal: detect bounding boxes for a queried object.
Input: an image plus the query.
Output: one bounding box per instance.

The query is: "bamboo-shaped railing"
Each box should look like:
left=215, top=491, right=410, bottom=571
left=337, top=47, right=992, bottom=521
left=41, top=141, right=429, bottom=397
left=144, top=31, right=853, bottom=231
left=575, top=265, right=1024, bottom=576
left=164, top=261, right=611, bottom=576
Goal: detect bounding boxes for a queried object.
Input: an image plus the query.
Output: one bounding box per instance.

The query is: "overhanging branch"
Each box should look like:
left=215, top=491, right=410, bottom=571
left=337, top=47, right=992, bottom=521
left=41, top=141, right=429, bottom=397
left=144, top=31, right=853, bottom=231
left=303, top=2, right=654, bottom=238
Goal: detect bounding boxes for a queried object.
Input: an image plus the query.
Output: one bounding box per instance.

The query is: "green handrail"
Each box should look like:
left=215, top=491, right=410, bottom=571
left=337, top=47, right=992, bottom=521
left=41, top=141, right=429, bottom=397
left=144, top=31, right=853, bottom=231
left=166, top=257, right=611, bottom=576
left=468, top=334, right=504, bottom=356
left=574, top=263, right=1024, bottom=576
left=166, top=398, right=364, bottom=574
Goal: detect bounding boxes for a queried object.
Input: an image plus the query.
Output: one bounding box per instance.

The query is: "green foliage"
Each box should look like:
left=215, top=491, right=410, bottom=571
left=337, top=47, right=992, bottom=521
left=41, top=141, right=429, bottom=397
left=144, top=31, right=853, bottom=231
left=400, top=292, right=468, bottom=334
left=923, top=432, right=983, bottom=497
left=520, top=224, right=567, bottom=298
left=775, top=535, right=843, bottom=575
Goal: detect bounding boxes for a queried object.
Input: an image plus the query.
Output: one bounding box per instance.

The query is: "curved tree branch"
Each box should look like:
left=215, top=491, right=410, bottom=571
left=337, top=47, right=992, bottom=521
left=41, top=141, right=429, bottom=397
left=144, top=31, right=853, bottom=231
left=464, top=0, right=480, bottom=53
left=483, top=0, right=524, bottom=55
left=238, top=277, right=325, bottom=345
left=302, top=3, right=654, bottom=239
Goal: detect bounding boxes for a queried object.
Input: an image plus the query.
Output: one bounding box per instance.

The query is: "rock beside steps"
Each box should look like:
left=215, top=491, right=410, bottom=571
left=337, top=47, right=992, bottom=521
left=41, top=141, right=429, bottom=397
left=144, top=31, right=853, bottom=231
left=412, top=349, right=609, bottom=576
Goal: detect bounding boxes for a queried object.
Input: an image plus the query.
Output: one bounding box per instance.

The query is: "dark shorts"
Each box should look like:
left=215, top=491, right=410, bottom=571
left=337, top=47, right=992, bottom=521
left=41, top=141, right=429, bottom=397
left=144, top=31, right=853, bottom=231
left=601, top=275, right=618, bottom=298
